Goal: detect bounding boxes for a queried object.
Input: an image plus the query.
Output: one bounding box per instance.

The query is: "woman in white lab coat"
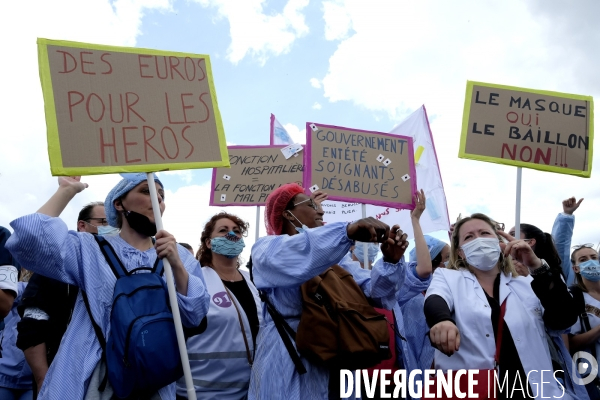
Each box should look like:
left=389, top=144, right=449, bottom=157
left=425, top=213, right=577, bottom=399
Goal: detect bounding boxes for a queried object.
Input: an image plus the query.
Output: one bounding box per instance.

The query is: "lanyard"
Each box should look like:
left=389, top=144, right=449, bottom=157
left=222, top=284, right=254, bottom=366
left=494, top=300, right=507, bottom=370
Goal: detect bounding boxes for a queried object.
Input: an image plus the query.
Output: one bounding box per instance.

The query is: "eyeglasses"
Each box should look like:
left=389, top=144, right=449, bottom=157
left=86, top=217, right=109, bottom=226
left=293, top=198, right=319, bottom=211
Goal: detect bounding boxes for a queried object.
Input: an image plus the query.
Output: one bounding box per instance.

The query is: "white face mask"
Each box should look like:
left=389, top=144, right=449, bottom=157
left=97, top=225, right=120, bottom=236
left=287, top=211, right=308, bottom=234
left=460, top=237, right=501, bottom=271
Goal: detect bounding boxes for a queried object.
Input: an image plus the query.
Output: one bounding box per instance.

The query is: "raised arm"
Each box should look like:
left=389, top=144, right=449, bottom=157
left=551, top=197, right=582, bottom=286
left=252, top=218, right=393, bottom=289
left=6, top=177, right=90, bottom=287
left=411, top=190, right=432, bottom=279
left=251, top=222, right=355, bottom=289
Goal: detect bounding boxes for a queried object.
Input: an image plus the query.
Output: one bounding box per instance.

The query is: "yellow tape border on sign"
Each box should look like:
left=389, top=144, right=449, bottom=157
left=459, top=80, right=594, bottom=178
left=37, top=38, right=230, bottom=176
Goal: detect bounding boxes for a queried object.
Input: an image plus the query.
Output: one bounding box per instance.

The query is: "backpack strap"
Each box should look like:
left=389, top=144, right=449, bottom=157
left=94, top=235, right=128, bottom=278
left=82, top=288, right=109, bottom=391
left=570, top=285, right=593, bottom=333
left=152, top=257, right=165, bottom=277
left=81, top=235, right=131, bottom=392
left=247, top=257, right=307, bottom=375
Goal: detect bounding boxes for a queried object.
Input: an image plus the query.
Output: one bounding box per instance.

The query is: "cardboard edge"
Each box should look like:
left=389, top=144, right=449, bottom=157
left=37, top=40, right=65, bottom=175
left=406, top=137, right=417, bottom=210
left=468, top=80, right=595, bottom=102
left=458, top=82, right=475, bottom=158
left=38, top=37, right=213, bottom=59
left=458, top=152, right=592, bottom=178
left=52, top=160, right=231, bottom=176
left=201, top=55, right=230, bottom=168
left=303, top=122, right=313, bottom=195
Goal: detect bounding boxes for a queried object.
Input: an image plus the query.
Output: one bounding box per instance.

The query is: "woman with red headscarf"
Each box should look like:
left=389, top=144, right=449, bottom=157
left=248, top=183, right=413, bottom=400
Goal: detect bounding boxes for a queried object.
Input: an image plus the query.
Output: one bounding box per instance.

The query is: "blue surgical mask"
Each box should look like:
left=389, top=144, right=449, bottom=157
left=97, top=225, right=120, bottom=236
left=288, top=211, right=308, bottom=234
left=579, top=259, right=600, bottom=282
left=211, top=231, right=245, bottom=258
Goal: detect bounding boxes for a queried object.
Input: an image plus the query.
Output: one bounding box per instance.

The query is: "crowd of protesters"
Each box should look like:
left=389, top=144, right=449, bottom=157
left=0, top=173, right=596, bottom=400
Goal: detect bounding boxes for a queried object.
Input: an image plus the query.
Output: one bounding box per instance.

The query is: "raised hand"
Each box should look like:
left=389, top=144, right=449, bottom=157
left=380, top=225, right=409, bottom=264
left=497, top=230, right=542, bottom=270
left=311, top=190, right=328, bottom=211
left=411, top=189, right=426, bottom=220
left=346, top=217, right=390, bottom=243
left=562, top=197, right=583, bottom=215
left=57, top=176, right=88, bottom=193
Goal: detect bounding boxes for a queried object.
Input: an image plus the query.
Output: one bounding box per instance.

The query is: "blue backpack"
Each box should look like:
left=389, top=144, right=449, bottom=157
left=82, top=235, right=183, bottom=399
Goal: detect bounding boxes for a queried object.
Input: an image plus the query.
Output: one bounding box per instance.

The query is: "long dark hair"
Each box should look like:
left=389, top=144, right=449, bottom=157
left=520, top=223, right=563, bottom=278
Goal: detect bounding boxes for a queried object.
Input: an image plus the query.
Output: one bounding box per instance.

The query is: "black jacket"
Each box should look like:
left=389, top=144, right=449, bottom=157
left=16, top=273, right=79, bottom=365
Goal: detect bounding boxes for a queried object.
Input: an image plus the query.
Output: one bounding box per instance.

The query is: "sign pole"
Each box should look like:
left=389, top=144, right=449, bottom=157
left=515, top=167, right=522, bottom=239
left=146, top=173, right=197, bottom=400
left=255, top=206, right=260, bottom=243
left=362, top=204, right=370, bottom=270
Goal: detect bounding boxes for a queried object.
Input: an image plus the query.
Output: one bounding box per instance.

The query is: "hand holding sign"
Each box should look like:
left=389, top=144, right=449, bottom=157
left=58, top=176, right=88, bottom=193
left=312, top=190, right=328, bottom=211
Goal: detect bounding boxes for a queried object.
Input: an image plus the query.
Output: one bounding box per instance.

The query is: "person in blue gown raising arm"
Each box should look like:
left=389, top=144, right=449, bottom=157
left=6, top=175, right=209, bottom=400
left=248, top=183, right=415, bottom=400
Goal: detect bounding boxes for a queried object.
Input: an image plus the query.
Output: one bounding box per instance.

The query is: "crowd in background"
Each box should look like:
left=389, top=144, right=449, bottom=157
left=0, top=173, right=597, bottom=400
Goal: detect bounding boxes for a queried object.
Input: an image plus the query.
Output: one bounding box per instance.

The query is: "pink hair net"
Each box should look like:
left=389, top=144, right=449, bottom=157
left=265, top=183, right=305, bottom=235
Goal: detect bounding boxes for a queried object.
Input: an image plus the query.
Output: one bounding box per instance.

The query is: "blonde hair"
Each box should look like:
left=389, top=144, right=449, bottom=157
left=448, top=213, right=517, bottom=276
left=19, top=268, right=33, bottom=282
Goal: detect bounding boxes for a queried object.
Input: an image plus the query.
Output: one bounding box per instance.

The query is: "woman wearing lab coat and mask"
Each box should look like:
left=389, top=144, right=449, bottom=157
left=425, top=213, right=577, bottom=399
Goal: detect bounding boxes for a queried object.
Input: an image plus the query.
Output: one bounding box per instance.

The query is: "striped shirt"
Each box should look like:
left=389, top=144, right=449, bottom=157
left=248, top=222, right=405, bottom=400
left=6, top=213, right=209, bottom=400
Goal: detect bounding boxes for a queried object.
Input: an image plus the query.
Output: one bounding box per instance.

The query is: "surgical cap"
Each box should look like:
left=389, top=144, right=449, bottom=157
left=265, top=183, right=305, bottom=235
left=105, top=173, right=164, bottom=227
left=409, top=235, right=447, bottom=263
left=353, top=242, right=380, bottom=263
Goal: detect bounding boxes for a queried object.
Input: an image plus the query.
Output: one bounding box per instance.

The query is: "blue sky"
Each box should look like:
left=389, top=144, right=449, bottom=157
left=136, top=0, right=397, bottom=193
left=1, top=0, right=600, bottom=259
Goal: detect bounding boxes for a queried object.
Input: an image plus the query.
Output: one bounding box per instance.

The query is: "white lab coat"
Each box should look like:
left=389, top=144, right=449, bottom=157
left=426, top=268, right=570, bottom=399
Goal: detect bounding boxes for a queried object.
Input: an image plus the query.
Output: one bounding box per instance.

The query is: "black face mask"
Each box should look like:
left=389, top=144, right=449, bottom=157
left=122, top=207, right=157, bottom=237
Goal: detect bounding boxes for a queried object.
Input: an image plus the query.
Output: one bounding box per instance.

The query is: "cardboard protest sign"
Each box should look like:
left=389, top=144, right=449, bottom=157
left=210, top=146, right=304, bottom=206
left=460, top=81, right=594, bottom=177
left=38, top=38, right=229, bottom=175
left=304, top=123, right=416, bottom=209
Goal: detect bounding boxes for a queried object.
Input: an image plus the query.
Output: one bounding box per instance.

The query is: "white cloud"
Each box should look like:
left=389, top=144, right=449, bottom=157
left=157, top=170, right=193, bottom=184
left=193, top=0, right=310, bottom=64
left=318, top=0, right=600, bottom=246
left=0, top=0, right=172, bottom=230
left=322, top=0, right=353, bottom=41
left=282, top=123, right=306, bottom=144
left=312, top=102, right=322, bottom=110
left=310, top=78, right=322, bottom=89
